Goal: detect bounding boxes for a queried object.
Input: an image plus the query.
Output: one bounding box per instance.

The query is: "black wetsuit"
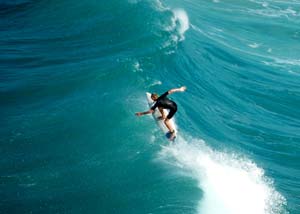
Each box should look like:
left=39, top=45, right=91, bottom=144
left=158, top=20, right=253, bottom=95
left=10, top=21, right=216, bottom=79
left=151, top=91, right=177, bottom=119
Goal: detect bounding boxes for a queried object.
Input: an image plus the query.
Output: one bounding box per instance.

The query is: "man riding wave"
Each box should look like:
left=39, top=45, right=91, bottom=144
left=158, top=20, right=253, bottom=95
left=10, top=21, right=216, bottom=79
left=135, top=86, right=186, bottom=140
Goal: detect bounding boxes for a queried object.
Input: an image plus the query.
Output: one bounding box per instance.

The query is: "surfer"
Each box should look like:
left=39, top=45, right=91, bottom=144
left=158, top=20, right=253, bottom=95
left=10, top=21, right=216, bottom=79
left=135, top=86, right=186, bottom=140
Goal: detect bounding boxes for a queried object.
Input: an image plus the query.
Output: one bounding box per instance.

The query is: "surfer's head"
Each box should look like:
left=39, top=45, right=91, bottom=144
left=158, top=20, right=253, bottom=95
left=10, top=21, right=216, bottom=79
left=151, top=93, right=159, bottom=101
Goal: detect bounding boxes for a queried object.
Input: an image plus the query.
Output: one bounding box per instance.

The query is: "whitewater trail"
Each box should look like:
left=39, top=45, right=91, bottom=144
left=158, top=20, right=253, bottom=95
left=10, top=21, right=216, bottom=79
left=156, top=135, right=287, bottom=214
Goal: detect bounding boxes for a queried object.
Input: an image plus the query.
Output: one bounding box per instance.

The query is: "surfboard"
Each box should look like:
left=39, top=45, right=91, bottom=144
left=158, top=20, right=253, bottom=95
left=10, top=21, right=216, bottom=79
left=146, top=92, right=177, bottom=141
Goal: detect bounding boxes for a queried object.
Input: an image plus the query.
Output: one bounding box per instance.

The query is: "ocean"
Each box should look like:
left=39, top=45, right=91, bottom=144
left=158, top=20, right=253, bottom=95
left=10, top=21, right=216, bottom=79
left=1, top=0, right=300, bottom=213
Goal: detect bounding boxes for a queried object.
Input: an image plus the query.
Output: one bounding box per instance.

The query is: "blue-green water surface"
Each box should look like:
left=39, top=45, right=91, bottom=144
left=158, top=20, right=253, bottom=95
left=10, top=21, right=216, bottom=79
left=1, top=0, right=300, bottom=213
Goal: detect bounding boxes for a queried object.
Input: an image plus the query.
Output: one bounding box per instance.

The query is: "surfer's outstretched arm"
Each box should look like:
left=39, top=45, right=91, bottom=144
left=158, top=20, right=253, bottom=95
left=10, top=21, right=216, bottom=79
left=168, top=86, right=186, bottom=95
left=135, top=109, right=154, bottom=116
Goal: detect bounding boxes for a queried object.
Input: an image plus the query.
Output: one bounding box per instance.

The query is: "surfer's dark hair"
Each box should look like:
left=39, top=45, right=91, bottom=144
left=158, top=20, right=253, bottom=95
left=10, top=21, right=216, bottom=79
left=151, top=93, right=158, bottom=99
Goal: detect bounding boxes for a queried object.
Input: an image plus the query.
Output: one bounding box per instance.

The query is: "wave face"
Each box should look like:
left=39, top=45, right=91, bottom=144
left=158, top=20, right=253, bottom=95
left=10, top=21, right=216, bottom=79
left=1, top=0, right=299, bottom=213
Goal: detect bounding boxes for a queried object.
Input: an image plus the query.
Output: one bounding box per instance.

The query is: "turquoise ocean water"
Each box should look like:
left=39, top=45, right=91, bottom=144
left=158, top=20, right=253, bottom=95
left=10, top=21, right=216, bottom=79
left=1, top=0, right=300, bottom=213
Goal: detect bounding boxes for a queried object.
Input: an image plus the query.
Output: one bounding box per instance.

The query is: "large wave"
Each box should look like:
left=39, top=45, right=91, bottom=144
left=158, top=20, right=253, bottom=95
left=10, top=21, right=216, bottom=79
left=137, top=2, right=288, bottom=211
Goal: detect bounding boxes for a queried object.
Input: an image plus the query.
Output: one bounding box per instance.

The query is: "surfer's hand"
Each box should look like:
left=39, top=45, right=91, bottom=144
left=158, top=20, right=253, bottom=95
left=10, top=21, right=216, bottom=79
left=180, top=86, right=187, bottom=92
left=135, top=112, right=142, bottom=116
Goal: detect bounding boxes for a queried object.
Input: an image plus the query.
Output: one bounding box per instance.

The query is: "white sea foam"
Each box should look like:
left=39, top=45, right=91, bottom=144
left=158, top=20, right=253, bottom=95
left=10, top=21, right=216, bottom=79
left=172, top=9, right=190, bottom=41
left=154, top=0, right=165, bottom=11
left=133, top=61, right=143, bottom=72
left=263, top=57, right=300, bottom=68
left=158, top=8, right=190, bottom=51
left=262, top=2, right=269, bottom=7
left=156, top=136, right=287, bottom=214
left=163, top=9, right=189, bottom=35
left=248, top=6, right=299, bottom=19
left=248, top=43, right=262, bottom=48
left=273, top=58, right=300, bottom=66
left=148, top=80, right=162, bottom=87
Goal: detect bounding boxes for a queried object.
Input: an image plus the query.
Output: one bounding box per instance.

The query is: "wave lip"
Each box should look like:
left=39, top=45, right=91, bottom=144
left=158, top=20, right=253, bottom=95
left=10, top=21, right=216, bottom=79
left=172, top=9, right=189, bottom=41
left=157, top=137, right=287, bottom=214
left=160, top=8, right=189, bottom=52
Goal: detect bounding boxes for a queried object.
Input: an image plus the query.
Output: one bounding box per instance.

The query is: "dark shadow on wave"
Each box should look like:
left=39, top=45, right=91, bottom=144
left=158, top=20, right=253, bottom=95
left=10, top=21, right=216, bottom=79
left=0, top=0, right=33, bottom=15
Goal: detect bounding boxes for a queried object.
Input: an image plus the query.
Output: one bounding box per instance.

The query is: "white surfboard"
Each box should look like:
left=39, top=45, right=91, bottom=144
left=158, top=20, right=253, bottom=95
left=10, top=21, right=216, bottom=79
left=146, top=92, right=177, bottom=140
